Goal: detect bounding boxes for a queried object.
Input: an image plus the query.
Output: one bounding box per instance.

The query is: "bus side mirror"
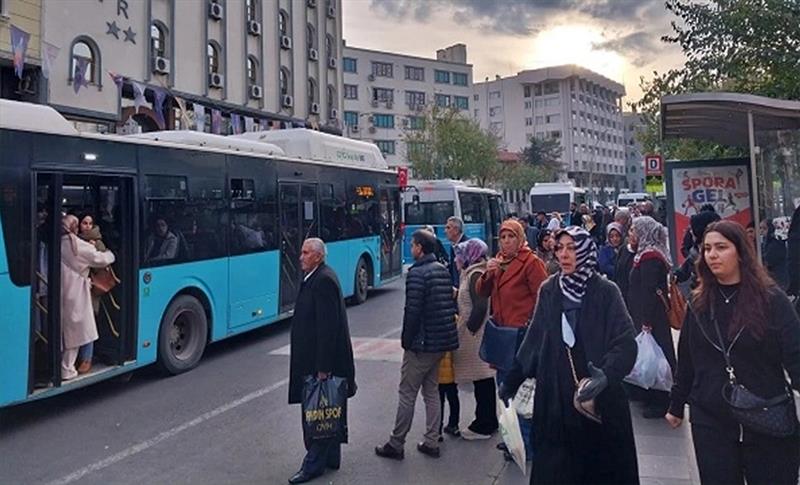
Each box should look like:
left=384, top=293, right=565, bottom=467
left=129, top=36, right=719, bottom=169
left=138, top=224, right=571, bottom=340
left=412, top=194, right=420, bottom=207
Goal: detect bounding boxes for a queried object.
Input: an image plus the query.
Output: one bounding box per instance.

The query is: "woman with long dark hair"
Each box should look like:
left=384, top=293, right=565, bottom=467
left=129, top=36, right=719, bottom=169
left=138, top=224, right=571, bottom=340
left=666, top=220, right=800, bottom=485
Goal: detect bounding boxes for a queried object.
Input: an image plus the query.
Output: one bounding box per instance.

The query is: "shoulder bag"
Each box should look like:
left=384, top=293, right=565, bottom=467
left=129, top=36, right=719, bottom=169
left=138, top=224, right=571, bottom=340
left=713, top=317, right=797, bottom=437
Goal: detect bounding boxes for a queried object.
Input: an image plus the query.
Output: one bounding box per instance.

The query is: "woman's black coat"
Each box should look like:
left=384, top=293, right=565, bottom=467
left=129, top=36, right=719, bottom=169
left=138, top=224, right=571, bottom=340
left=628, top=254, right=676, bottom=370
left=506, top=274, right=639, bottom=485
left=288, top=264, right=356, bottom=410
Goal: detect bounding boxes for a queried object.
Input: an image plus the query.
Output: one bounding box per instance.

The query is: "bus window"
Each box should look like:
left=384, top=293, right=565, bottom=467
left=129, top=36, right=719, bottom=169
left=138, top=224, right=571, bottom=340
left=530, top=193, right=571, bottom=214
left=346, top=183, right=379, bottom=237
left=403, top=201, right=454, bottom=225
left=319, top=183, right=346, bottom=242
left=229, top=177, right=277, bottom=254
left=458, top=192, right=487, bottom=223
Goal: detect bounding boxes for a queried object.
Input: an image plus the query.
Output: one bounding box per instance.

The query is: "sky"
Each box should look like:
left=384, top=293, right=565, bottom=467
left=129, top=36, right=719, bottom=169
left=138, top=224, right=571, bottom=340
left=342, top=0, right=688, bottom=103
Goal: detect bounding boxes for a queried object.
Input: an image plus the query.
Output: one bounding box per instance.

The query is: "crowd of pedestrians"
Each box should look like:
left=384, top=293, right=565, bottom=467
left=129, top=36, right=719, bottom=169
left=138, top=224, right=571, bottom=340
left=288, top=200, right=800, bottom=485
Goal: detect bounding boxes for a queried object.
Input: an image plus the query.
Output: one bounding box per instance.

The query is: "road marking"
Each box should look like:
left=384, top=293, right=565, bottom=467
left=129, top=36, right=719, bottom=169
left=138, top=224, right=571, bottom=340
left=43, top=377, right=289, bottom=485
left=376, top=325, right=402, bottom=339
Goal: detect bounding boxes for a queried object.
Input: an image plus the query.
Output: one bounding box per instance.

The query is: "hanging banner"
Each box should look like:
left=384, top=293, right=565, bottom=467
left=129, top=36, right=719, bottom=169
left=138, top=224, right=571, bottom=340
left=41, top=42, right=61, bottom=80
left=132, top=81, right=146, bottom=113
left=10, top=24, right=30, bottom=79
left=665, top=158, right=753, bottom=265
left=231, top=114, right=241, bottom=134
left=194, top=104, right=206, bottom=132
left=244, top=116, right=254, bottom=132
left=153, top=88, right=167, bottom=129
left=73, top=57, right=90, bottom=94
left=259, top=119, right=269, bottom=131
left=211, top=109, right=222, bottom=134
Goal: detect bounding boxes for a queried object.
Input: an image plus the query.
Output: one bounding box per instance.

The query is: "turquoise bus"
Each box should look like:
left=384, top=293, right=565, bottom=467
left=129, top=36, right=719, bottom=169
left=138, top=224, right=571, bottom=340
left=402, top=180, right=504, bottom=262
left=0, top=100, right=402, bottom=408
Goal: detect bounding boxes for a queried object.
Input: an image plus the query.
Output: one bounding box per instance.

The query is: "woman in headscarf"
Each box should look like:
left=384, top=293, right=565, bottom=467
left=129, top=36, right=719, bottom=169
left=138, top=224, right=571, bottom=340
left=60, top=214, right=116, bottom=380
left=627, top=216, right=675, bottom=418
left=598, top=222, right=624, bottom=279
left=500, top=226, right=639, bottom=485
left=535, top=229, right=560, bottom=275
left=452, top=238, right=498, bottom=440
left=476, top=219, right=549, bottom=461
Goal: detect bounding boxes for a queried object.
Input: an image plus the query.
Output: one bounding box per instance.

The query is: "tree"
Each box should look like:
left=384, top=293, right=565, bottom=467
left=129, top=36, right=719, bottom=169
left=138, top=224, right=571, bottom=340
left=634, top=0, right=800, bottom=158
left=499, top=137, right=562, bottom=191
left=403, top=105, right=500, bottom=187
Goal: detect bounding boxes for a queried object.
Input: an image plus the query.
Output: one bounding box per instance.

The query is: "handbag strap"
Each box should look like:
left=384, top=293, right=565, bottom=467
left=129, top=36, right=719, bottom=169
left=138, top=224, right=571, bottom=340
left=565, top=346, right=580, bottom=387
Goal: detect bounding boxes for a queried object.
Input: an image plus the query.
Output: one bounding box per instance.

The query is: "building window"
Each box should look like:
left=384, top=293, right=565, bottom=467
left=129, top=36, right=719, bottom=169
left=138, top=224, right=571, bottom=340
left=408, top=116, right=425, bottom=130
left=543, top=81, right=559, bottom=95
left=376, top=140, right=395, bottom=155
left=306, top=24, right=316, bottom=50
left=452, top=72, right=467, bottom=86
left=404, top=65, right=424, bottom=81
left=343, top=84, right=358, bottom=99
left=344, top=111, right=358, bottom=127
left=150, top=22, right=167, bottom=59
left=308, top=78, right=318, bottom=105
left=373, top=114, right=394, bottom=128
left=489, top=106, right=502, bottom=117
left=524, top=100, right=532, bottom=109
left=434, top=69, right=450, bottom=84
left=343, top=57, right=357, bottom=73
left=327, top=84, right=336, bottom=115
left=371, top=61, right=393, bottom=77
left=278, top=9, right=289, bottom=36
left=70, top=39, right=98, bottom=84
left=545, top=114, right=560, bottom=124
left=325, top=34, right=335, bottom=59
left=454, top=96, right=469, bottom=110
left=246, top=0, right=259, bottom=22
left=207, top=42, right=221, bottom=74
left=489, top=91, right=501, bottom=99
left=405, top=90, right=425, bottom=107
left=525, top=117, right=533, bottom=126
left=435, top=94, right=451, bottom=107
left=279, top=67, right=290, bottom=95
left=247, top=56, right=259, bottom=85
left=373, top=87, right=393, bottom=102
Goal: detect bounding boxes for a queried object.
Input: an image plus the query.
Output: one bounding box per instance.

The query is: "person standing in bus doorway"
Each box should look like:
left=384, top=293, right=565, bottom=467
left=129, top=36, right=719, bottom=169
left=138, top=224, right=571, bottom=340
left=445, top=217, right=467, bottom=289
left=376, top=230, right=458, bottom=460
left=60, top=215, right=116, bottom=380
left=287, top=238, right=356, bottom=484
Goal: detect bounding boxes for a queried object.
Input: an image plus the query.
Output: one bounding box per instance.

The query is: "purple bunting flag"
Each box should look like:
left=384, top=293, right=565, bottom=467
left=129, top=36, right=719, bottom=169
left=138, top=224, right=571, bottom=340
left=194, top=105, right=206, bottom=132
left=10, top=25, right=30, bottom=79
left=259, top=119, right=269, bottom=131
left=73, top=57, right=90, bottom=94
left=244, top=116, right=254, bottom=133
left=41, top=42, right=60, bottom=80
left=132, top=81, right=146, bottom=113
left=211, top=109, right=222, bottom=134
left=231, top=114, right=241, bottom=135
left=153, top=88, right=167, bottom=129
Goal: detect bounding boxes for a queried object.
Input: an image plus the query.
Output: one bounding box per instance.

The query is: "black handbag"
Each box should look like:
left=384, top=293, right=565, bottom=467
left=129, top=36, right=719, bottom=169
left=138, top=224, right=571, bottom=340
left=479, top=318, right=525, bottom=371
left=713, top=318, right=797, bottom=438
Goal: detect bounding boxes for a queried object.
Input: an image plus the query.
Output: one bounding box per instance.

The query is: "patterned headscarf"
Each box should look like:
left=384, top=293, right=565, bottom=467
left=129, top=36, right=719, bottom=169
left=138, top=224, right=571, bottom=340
left=454, top=238, right=488, bottom=268
left=557, top=226, right=598, bottom=303
left=632, top=216, right=670, bottom=263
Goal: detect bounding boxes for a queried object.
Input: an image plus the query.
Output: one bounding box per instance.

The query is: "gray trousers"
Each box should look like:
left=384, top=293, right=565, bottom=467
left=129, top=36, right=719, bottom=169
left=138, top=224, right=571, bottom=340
left=389, top=350, right=445, bottom=449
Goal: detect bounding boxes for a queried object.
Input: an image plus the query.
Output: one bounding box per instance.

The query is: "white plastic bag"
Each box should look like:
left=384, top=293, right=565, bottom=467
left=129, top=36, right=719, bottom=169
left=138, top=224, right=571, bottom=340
left=652, top=348, right=674, bottom=392
left=624, top=330, right=660, bottom=389
left=497, top=398, right=526, bottom=476
left=512, top=378, right=535, bottom=419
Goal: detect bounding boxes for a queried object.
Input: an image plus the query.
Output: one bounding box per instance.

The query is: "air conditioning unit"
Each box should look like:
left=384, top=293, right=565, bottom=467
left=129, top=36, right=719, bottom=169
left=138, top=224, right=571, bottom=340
left=328, top=57, right=337, bottom=69
left=367, top=115, right=374, bottom=123
left=280, top=35, right=292, bottom=50
left=367, top=74, right=375, bottom=82
left=368, top=126, right=376, bottom=134
left=248, top=21, right=261, bottom=36
left=308, top=48, right=318, bottom=61
left=327, top=5, right=336, bottom=17
left=329, top=109, right=339, bottom=119
left=208, top=1, right=223, bottom=20
left=310, top=102, right=320, bottom=114
left=249, top=85, right=263, bottom=99
left=282, top=95, right=294, bottom=108
left=208, top=72, right=224, bottom=88
left=386, top=101, right=393, bottom=109
left=152, top=56, right=171, bottom=75
left=350, top=125, right=359, bottom=133
left=401, top=118, right=409, bottom=128
left=370, top=100, right=378, bottom=108
left=307, top=0, right=316, bottom=7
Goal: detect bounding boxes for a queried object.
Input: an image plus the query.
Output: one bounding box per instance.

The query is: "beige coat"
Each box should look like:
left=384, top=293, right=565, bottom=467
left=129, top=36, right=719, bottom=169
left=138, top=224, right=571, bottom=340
left=453, top=263, right=495, bottom=383
left=61, top=234, right=115, bottom=349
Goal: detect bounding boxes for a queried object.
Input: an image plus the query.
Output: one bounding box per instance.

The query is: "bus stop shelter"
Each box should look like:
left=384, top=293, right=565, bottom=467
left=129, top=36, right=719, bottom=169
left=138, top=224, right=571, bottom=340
left=661, top=92, right=800, bottom=244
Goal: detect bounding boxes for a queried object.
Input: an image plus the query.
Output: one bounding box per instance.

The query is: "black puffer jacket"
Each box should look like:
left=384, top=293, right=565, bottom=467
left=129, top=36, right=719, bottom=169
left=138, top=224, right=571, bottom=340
left=402, top=253, right=458, bottom=352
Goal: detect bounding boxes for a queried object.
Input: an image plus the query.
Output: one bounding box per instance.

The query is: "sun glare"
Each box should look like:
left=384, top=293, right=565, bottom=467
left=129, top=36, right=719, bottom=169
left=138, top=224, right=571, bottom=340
left=525, top=25, right=626, bottom=83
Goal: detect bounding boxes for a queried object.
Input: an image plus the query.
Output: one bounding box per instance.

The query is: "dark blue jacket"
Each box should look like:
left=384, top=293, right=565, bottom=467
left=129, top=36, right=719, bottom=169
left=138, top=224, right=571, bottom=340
left=597, top=244, right=618, bottom=279
left=403, top=253, right=458, bottom=352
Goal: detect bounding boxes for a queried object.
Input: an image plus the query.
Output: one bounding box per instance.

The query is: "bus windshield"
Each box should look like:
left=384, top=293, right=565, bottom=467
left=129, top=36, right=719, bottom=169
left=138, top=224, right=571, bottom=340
left=404, top=201, right=454, bottom=225
left=531, top=193, right=571, bottom=214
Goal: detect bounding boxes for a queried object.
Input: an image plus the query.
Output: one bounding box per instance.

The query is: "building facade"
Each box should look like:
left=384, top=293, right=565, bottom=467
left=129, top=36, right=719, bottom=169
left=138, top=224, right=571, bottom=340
left=33, top=0, right=342, bottom=133
left=0, top=0, right=43, bottom=104
left=473, top=65, right=627, bottom=197
left=341, top=43, right=473, bottom=169
left=623, top=112, right=646, bottom=192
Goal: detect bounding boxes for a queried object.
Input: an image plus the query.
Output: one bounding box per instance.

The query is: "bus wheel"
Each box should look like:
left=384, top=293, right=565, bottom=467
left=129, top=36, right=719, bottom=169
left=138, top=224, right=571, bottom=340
left=352, top=258, right=369, bottom=305
left=157, top=295, right=208, bottom=375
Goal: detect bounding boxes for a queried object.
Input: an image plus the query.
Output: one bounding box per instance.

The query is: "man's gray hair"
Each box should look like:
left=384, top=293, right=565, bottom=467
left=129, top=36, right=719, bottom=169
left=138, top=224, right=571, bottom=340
left=447, top=216, right=464, bottom=234
left=304, top=237, right=327, bottom=258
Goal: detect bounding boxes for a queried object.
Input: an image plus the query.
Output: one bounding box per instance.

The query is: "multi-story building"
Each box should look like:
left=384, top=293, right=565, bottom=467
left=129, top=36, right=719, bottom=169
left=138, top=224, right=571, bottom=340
left=0, top=0, right=43, bottom=103
left=473, top=65, right=627, bottom=196
left=624, top=112, right=647, bottom=192
left=32, top=0, right=342, bottom=133
left=341, top=43, right=473, bottom=169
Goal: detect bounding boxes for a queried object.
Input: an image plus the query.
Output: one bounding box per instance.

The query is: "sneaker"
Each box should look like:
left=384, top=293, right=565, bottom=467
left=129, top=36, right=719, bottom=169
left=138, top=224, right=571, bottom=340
left=461, top=428, right=492, bottom=441
left=443, top=425, right=460, bottom=437
left=375, top=443, right=404, bottom=460
left=416, top=442, right=440, bottom=458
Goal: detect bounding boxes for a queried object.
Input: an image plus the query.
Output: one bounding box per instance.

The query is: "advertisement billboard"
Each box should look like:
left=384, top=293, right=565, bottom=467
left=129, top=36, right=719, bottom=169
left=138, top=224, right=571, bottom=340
left=665, top=158, right=753, bottom=265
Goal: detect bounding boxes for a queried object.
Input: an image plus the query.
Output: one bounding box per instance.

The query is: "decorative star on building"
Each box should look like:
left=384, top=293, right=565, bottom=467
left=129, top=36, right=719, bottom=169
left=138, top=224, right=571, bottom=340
left=106, top=20, right=120, bottom=39
left=123, top=26, right=136, bottom=44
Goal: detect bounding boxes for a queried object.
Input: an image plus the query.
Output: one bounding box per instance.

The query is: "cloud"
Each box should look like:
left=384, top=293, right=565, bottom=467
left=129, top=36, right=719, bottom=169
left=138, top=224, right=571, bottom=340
left=592, top=31, right=664, bottom=67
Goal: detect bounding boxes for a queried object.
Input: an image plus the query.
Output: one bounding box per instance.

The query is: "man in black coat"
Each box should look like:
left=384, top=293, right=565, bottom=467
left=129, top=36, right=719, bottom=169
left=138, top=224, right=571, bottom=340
left=376, top=230, right=458, bottom=460
left=445, top=216, right=468, bottom=288
left=287, top=238, right=356, bottom=484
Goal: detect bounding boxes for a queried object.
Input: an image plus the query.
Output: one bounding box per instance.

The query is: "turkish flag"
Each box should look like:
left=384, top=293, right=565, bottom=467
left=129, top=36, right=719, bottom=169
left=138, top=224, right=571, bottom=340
left=397, top=167, right=408, bottom=188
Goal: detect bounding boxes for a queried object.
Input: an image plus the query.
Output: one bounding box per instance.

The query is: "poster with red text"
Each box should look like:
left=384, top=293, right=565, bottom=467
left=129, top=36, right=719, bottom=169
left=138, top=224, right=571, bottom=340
left=665, top=158, right=753, bottom=265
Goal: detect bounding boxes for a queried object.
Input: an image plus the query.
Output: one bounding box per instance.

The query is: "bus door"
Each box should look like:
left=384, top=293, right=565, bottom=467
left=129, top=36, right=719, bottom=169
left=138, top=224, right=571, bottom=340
left=31, top=172, right=137, bottom=391
left=278, top=182, right=318, bottom=314
left=378, top=186, right=402, bottom=279
left=488, top=194, right=503, bottom=255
